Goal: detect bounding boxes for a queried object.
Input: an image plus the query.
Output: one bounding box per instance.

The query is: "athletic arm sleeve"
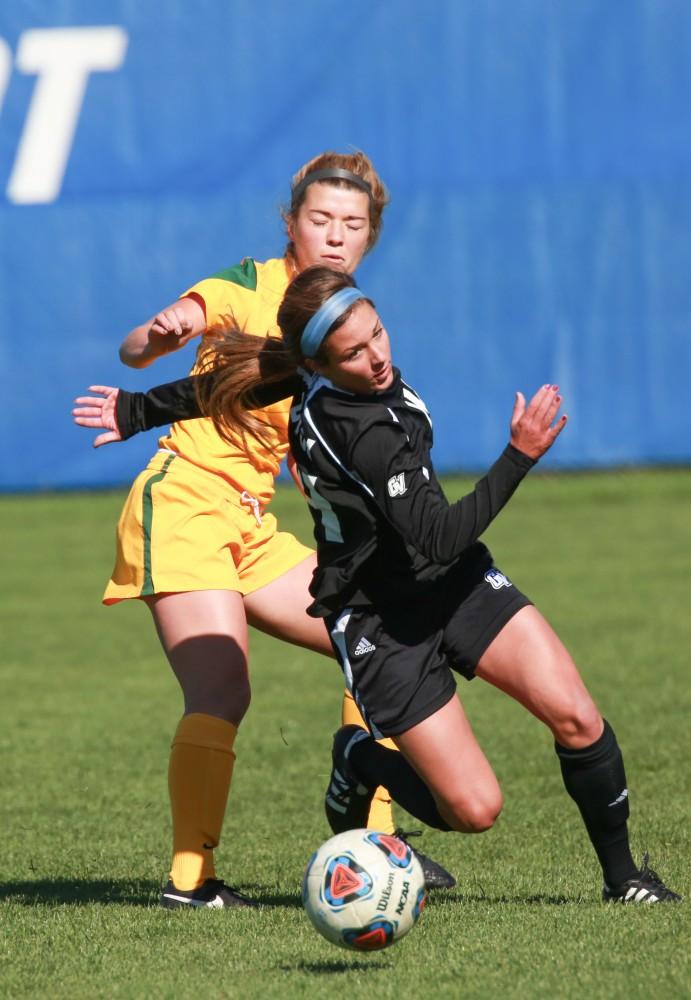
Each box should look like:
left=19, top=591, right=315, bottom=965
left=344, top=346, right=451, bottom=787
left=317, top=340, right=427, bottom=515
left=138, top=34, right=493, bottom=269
left=350, top=422, right=536, bottom=564
left=114, top=373, right=301, bottom=440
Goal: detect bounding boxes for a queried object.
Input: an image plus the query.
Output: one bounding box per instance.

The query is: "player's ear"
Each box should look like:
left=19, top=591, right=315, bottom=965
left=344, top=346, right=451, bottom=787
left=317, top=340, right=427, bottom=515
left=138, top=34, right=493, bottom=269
left=286, top=210, right=296, bottom=244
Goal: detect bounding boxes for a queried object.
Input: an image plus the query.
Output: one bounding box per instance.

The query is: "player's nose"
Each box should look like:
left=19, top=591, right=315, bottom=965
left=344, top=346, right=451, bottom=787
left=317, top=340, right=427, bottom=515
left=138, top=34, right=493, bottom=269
left=370, top=344, right=387, bottom=367
left=326, top=220, right=344, bottom=244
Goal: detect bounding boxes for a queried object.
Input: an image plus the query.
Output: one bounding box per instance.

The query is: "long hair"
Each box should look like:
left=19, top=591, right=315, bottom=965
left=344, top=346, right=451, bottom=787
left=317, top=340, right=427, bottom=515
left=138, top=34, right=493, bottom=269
left=198, top=267, right=367, bottom=448
left=282, top=150, right=389, bottom=259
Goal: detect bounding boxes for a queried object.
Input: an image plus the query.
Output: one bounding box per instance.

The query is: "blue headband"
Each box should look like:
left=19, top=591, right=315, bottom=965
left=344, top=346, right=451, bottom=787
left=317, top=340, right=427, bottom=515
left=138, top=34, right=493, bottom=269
left=300, top=287, right=367, bottom=358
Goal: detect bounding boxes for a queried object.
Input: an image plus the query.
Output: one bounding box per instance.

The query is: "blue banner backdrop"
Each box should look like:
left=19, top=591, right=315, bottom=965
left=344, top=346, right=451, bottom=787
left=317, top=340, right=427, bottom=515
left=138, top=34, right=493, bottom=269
left=1, top=1, right=689, bottom=490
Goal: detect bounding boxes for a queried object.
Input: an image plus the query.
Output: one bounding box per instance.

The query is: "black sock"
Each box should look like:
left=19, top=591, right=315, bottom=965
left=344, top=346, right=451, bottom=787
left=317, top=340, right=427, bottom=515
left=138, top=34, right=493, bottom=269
left=555, top=719, right=637, bottom=887
left=349, top=737, right=451, bottom=832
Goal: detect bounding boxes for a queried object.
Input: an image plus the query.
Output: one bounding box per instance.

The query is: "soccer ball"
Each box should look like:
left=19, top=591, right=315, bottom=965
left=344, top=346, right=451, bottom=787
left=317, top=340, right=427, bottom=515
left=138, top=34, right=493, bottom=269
left=302, top=829, right=427, bottom=951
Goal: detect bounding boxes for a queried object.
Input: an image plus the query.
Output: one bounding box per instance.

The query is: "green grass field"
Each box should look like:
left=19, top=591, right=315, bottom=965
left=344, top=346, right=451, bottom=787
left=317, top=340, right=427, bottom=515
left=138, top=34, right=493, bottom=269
left=1, top=470, right=689, bottom=999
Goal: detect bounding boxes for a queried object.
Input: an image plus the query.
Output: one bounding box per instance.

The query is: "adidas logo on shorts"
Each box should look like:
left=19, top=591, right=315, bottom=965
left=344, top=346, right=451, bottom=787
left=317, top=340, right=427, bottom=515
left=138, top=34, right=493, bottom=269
left=353, top=636, right=376, bottom=656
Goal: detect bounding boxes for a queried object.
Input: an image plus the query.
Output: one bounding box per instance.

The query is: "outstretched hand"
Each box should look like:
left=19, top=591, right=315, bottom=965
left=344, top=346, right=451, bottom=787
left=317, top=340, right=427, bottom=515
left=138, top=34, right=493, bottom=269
left=73, top=385, right=122, bottom=448
left=510, top=384, right=567, bottom=459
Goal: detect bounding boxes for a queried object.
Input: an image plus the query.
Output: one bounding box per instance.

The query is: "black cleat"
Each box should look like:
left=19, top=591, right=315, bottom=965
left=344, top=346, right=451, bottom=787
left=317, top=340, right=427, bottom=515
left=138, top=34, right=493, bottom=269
left=160, top=878, right=259, bottom=909
left=603, top=854, right=681, bottom=904
left=325, top=725, right=375, bottom=834
left=394, top=829, right=457, bottom=890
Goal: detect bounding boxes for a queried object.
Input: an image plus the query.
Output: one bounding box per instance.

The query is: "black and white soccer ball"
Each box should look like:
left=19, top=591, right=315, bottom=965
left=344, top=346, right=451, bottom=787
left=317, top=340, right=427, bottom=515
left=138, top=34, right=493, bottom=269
left=302, top=829, right=427, bottom=951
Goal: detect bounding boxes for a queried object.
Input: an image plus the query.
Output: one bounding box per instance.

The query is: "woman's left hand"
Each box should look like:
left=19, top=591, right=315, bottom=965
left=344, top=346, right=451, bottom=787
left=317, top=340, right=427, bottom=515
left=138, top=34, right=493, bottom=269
left=73, top=385, right=122, bottom=448
left=510, top=384, right=567, bottom=459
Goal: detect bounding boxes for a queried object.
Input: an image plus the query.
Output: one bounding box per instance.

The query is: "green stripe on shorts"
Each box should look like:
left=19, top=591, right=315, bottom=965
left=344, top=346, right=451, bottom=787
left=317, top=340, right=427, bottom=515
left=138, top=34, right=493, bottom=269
left=141, top=454, right=176, bottom=596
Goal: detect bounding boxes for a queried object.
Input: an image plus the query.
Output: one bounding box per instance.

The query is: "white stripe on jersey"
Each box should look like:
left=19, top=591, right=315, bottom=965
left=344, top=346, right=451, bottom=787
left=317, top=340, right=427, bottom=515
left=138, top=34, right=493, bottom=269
left=302, top=400, right=374, bottom=497
left=303, top=472, right=343, bottom=542
left=401, top=382, right=433, bottom=428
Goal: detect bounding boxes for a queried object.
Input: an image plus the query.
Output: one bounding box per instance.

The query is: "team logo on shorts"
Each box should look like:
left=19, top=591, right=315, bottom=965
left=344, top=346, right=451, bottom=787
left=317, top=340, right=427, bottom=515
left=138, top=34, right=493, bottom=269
left=484, top=568, right=512, bottom=590
left=387, top=472, right=407, bottom=497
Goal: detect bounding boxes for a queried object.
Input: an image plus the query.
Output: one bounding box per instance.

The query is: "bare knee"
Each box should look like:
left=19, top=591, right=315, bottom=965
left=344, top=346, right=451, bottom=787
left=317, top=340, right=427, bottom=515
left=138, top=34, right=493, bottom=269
left=440, top=787, right=503, bottom=834
left=163, top=635, right=252, bottom=726
left=174, top=651, right=252, bottom=725
left=215, top=678, right=251, bottom=725
left=551, top=696, right=603, bottom=748
left=147, top=591, right=252, bottom=725
left=185, top=674, right=252, bottom=726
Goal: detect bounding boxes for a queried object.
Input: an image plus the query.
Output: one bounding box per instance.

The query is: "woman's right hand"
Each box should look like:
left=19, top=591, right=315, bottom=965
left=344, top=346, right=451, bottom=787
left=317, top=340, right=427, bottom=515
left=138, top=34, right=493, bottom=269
left=510, top=385, right=567, bottom=459
left=146, top=307, right=199, bottom=356
left=73, top=385, right=122, bottom=448
left=119, top=297, right=205, bottom=368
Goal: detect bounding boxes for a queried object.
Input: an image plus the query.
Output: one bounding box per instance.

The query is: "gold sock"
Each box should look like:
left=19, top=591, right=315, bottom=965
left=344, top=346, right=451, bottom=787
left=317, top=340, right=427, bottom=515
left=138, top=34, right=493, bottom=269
left=341, top=689, right=396, bottom=835
left=168, top=713, right=237, bottom=891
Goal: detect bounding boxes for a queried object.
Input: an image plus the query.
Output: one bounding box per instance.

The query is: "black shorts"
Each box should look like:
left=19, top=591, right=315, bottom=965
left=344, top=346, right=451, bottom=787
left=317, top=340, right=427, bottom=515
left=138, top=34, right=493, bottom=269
left=326, top=544, right=532, bottom=738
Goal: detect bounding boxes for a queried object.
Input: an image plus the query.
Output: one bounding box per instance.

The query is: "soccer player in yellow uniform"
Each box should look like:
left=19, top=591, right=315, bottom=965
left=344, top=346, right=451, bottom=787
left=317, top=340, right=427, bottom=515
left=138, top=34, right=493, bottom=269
left=100, top=151, right=455, bottom=907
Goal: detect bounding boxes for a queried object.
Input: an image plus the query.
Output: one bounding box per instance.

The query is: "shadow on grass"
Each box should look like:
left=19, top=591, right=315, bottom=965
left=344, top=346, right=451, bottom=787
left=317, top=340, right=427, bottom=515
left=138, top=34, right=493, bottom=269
left=0, top=879, right=303, bottom=909
left=0, top=879, right=160, bottom=907
left=251, top=891, right=303, bottom=909
left=431, top=890, right=586, bottom=906
left=0, top=881, right=585, bottom=909
left=284, top=959, right=392, bottom=974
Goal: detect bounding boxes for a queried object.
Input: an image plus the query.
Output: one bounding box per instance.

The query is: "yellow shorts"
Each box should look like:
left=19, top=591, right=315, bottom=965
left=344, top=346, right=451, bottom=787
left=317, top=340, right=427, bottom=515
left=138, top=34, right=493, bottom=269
left=103, top=450, right=313, bottom=604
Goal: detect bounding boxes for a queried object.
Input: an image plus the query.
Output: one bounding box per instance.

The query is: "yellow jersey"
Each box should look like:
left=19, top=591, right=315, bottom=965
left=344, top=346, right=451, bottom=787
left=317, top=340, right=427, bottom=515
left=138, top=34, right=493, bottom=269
left=158, top=256, right=293, bottom=506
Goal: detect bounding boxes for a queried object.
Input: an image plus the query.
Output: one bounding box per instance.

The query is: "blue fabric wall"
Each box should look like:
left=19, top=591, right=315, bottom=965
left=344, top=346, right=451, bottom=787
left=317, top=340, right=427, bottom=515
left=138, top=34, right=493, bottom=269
left=1, top=1, right=689, bottom=490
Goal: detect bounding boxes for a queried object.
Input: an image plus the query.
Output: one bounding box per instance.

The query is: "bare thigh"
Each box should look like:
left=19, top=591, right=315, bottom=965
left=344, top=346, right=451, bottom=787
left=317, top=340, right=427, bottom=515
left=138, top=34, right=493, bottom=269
left=145, top=589, right=251, bottom=725
left=243, top=554, right=334, bottom=658
left=393, top=696, right=503, bottom=833
left=476, top=605, right=602, bottom=747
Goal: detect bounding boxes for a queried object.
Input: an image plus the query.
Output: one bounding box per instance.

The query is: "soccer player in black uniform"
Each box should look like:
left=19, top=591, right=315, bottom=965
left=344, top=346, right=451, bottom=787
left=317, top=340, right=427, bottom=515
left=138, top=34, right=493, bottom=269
left=75, top=267, right=680, bottom=904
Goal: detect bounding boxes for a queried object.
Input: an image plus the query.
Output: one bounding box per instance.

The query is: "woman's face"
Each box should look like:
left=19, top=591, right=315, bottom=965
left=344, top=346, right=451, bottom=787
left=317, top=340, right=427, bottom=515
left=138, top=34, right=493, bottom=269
left=309, top=301, right=394, bottom=395
left=289, top=183, right=371, bottom=274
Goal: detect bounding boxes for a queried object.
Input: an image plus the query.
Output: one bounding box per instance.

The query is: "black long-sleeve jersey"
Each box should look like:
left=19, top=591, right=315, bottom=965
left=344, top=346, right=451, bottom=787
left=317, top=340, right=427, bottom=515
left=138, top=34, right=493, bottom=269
left=113, top=368, right=536, bottom=618
left=289, top=368, right=535, bottom=617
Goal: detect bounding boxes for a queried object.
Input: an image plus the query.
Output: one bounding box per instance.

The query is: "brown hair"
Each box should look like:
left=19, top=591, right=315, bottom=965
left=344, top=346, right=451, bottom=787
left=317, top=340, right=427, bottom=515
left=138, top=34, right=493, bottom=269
left=283, top=150, right=389, bottom=259
left=277, top=266, right=362, bottom=360
left=198, top=267, right=369, bottom=448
